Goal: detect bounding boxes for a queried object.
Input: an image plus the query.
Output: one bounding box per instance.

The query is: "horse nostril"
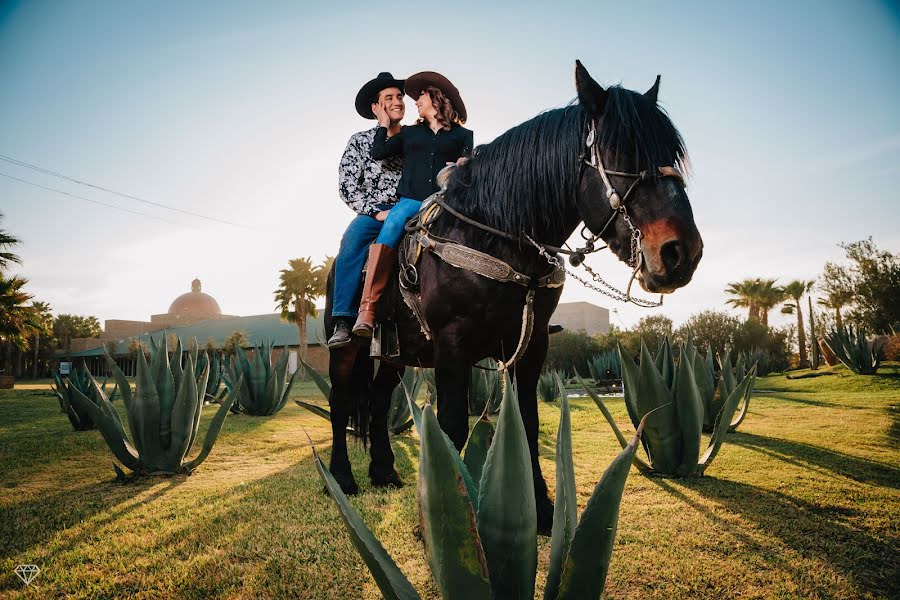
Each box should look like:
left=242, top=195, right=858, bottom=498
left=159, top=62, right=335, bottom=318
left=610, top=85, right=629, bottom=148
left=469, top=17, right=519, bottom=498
left=659, top=240, right=683, bottom=271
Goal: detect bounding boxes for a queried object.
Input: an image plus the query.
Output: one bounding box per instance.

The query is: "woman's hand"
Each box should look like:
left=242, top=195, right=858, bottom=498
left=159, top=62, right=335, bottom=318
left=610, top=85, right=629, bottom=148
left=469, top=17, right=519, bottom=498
left=372, top=102, right=391, bottom=128
left=374, top=210, right=390, bottom=222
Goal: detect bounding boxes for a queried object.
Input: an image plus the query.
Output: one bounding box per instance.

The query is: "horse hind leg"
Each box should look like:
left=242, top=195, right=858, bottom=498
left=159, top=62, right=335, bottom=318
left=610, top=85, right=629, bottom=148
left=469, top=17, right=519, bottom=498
left=327, top=346, right=362, bottom=495
left=368, top=364, right=403, bottom=488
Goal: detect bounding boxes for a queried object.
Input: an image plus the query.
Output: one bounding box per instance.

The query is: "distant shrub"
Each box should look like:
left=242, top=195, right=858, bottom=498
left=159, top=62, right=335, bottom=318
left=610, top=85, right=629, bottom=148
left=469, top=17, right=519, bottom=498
left=545, top=330, right=602, bottom=375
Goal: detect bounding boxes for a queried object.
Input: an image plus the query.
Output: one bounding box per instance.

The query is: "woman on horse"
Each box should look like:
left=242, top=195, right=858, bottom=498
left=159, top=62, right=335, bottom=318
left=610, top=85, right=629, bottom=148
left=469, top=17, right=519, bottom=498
left=352, top=71, right=474, bottom=337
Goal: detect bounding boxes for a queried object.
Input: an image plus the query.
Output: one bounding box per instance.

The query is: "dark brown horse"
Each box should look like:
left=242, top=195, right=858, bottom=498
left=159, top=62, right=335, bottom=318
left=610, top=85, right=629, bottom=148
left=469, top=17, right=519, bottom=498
left=323, top=61, right=703, bottom=533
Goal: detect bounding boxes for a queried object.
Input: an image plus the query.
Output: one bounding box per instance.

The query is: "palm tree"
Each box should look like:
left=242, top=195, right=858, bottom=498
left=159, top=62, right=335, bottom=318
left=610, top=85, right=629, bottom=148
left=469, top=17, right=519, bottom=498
left=0, top=212, right=22, bottom=274
left=29, top=301, right=53, bottom=379
left=818, top=286, right=853, bottom=331
left=0, top=275, right=37, bottom=375
left=755, top=278, right=784, bottom=327
left=725, top=279, right=761, bottom=321
left=274, top=257, right=328, bottom=377
left=781, top=280, right=815, bottom=368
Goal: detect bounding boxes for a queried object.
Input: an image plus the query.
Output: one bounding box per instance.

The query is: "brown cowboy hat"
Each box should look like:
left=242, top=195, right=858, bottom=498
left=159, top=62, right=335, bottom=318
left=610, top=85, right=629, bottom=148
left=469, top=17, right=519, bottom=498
left=355, top=72, right=405, bottom=119
left=404, top=71, right=467, bottom=123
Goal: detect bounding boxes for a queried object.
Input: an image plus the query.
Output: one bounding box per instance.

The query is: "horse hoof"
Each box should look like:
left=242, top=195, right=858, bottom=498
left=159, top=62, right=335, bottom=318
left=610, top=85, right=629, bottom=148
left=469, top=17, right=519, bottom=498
left=324, top=472, right=359, bottom=497
left=371, top=470, right=404, bottom=489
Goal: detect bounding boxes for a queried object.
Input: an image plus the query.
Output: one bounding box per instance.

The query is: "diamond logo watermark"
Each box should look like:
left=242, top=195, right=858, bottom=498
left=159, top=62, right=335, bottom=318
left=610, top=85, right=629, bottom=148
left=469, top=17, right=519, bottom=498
left=14, top=564, right=41, bottom=586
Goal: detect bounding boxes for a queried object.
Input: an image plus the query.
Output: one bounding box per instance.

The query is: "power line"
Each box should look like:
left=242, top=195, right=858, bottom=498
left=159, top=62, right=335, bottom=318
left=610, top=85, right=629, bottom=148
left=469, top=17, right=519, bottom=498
left=0, top=154, right=251, bottom=230
left=0, top=171, right=178, bottom=224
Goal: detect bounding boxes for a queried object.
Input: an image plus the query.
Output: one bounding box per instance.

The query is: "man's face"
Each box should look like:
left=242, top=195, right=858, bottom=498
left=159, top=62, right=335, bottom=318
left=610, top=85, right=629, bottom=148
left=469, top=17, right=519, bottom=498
left=374, top=87, right=405, bottom=123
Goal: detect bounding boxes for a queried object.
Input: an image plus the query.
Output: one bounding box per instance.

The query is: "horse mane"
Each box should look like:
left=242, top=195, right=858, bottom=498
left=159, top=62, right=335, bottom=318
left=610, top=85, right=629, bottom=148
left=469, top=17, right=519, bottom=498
left=441, top=85, right=689, bottom=244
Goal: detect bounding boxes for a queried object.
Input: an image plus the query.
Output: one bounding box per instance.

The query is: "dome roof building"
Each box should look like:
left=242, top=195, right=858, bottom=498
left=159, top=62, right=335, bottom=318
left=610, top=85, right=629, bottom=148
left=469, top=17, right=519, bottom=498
left=149, top=278, right=235, bottom=327
left=167, top=278, right=222, bottom=317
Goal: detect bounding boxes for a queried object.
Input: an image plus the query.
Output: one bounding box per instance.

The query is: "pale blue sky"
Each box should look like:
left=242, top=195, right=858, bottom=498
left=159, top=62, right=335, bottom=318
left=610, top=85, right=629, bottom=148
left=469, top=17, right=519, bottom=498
left=2, top=0, right=898, bottom=330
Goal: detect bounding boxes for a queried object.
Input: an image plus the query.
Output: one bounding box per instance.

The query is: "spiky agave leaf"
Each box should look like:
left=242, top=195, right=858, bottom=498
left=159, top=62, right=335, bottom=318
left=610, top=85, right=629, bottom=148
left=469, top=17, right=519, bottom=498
left=728, top=365, right=756, bottom=432
left=824, top=325, right=882, bottom=375
left=635, top=342, right=680, bottom=474
left=134, top=346, right=165, bottom=468
left=672, top=348, right=703, bottom=476
left=417, top=404, right=492, bottom=598
left=699, top=367, right=756, bottom=472
left=554, top=412, right=648, bottom=600
left=544, top=372, right=577, bottom=599
left=182, top=374, right=239, bottom=473
left=476, top=374, right=537, bottom=599
left=463, top=416, right=494, bottom=487
left=576, top=371, right=654, bottom=474
left=537, top=370, right=558, bottom=403
left=388, top=369, right=422, bottom=434
left=69, top=377, right=142, bottom=472
left=295, top=400, right=332, bottom=420
left=309, top=432, right=421, bottom=600
left=300, top=355, right=332, bottom=398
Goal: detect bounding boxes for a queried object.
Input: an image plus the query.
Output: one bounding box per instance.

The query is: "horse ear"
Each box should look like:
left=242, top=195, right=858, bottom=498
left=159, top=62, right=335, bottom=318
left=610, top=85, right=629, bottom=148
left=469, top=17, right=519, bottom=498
left=575, top=60, right=607, bottom=116
left=644, top=75, right=661, bottom=103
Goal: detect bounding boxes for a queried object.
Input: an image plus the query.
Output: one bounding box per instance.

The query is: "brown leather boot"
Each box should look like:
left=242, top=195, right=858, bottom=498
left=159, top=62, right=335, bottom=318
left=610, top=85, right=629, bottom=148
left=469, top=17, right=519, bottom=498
left=352, top=244, right=397, bottom=338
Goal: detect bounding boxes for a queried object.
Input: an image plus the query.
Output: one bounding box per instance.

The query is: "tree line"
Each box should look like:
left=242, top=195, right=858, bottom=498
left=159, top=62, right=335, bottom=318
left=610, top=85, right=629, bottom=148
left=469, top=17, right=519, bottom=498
left=546, top=237, right=898, bottom=375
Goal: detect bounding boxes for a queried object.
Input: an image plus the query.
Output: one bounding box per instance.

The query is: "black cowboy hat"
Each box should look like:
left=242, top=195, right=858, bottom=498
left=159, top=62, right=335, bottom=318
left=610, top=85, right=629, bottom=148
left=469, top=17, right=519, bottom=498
left=355, top=72, right=405, bottom=120
left=404, top=71, right=467, bottom=123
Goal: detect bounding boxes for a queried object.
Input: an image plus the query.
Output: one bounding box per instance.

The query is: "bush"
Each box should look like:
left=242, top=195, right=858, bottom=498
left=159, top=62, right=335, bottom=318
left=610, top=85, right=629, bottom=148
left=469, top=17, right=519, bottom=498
left=882, top=334, right=900, bottom=361
left=673, top=310, right=740, bottom=357
left=545, top=330, right=602, bottom=375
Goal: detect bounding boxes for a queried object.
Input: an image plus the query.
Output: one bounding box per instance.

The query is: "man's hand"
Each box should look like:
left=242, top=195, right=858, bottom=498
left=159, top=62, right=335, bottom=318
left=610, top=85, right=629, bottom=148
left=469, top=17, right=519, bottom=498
left=374, top=210, right=390, bottom=222
left=372, top=102, right=391, bottom=128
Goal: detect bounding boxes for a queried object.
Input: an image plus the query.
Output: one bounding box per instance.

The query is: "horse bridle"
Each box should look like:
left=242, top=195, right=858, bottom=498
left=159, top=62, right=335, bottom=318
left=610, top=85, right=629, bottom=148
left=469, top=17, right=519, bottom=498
left=529, top=118, right=687, bottom=307
left=574, top=119, right=687, bottom=267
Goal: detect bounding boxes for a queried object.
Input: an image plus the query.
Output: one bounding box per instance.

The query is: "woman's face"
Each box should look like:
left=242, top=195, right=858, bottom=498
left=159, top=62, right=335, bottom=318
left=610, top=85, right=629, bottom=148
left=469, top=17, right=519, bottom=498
left=416, top=91, right=437, bottom=120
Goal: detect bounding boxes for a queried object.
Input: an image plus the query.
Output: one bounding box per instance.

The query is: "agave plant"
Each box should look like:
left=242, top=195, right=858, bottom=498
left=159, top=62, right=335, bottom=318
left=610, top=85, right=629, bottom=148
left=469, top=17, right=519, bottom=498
left=585, top=340, right=755, bottom=477
left=588, top=349, right=621, bottom=381
left=468, top=358, right=502, bottom=415
left=537, top=370, right=560, bottom=403
left=312, top=369, right=645, bottom=599
left=196, top=350, right=226, bottom=402
left=296, top=358, right=422, bottom=436
left=223, top=341, right=299, bottom=416
left=68, top=338, right=238, bottom=476
left=824, top=325, right=883, bottom=375
left=387, top=368, right=422, bottom=434
left=689, top=345, right=755, bottom=434
left=52, top=364, right=117, bottom=431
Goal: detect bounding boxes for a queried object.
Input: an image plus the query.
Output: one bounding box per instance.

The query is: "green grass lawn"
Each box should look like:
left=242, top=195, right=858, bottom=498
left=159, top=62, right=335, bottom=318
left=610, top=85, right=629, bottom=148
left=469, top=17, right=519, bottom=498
left=1, top=366, right=898, bottom=599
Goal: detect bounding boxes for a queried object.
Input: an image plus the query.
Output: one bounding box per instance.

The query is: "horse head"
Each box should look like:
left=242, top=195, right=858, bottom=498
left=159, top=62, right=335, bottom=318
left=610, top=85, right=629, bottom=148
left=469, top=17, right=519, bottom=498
left=573, top=61, right=703, bottom=294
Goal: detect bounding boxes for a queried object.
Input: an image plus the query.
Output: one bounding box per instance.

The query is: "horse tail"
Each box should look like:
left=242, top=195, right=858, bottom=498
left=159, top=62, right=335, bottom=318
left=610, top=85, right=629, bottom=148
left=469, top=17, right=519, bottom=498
left=347, top=350, right=373, bottom=446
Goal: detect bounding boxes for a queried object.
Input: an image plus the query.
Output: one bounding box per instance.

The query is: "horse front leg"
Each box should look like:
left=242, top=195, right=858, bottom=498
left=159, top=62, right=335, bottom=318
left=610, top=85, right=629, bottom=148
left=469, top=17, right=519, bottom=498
left=512, top=331, right=554, bottom=535
left=327, top=346, right=360, bottom=495
left=369, top=364, right=403, bottom=488
left=433, top=327, right=472, bottom=451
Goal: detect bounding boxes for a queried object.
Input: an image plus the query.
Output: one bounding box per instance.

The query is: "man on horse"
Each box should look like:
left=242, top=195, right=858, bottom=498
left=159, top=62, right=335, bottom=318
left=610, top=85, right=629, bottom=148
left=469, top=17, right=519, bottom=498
left=327, top=72, right=407, bottom=348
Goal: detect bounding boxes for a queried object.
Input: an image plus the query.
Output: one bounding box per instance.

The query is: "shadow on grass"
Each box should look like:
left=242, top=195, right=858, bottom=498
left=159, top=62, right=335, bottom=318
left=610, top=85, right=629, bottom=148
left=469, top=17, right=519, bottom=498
left=759, top=392, right=834, bottom=408
left=887, top=404, right=900, bottom=447
left=666, top=477, right=899, bottom=599
left=0, top=476, right=184, bottom=576
left=730, top=431, right=900, bottom=489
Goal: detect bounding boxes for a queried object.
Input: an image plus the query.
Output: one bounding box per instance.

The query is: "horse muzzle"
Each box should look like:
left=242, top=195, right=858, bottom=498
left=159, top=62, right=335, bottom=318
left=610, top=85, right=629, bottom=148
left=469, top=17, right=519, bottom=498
left=637, top=222, right=703, bottom=293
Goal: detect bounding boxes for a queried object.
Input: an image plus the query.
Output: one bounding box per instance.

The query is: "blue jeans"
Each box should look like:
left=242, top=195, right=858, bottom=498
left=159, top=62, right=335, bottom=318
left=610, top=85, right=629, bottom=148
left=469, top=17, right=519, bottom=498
left=375, top=197, right=421, bottom=249
left=332, top=213, right=385, bottom=318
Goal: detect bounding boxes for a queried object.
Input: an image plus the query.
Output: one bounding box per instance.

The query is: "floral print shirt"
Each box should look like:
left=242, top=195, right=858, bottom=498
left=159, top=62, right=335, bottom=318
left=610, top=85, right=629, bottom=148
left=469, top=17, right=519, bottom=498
left=338, top=126, right=404, bottom=217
